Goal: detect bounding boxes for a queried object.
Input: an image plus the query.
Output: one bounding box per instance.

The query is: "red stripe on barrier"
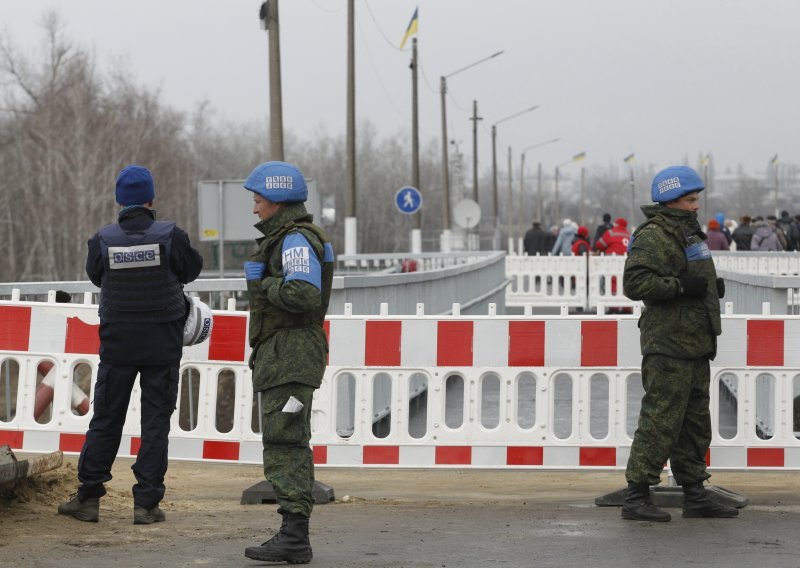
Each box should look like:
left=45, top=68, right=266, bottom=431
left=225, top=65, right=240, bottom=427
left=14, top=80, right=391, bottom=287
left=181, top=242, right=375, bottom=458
left=508, top=321, right=545, bottom=367
left=581, top=321, right=617, bottom=367
left=60, top=433, right=86, bottom=453
left=363, top=445, right=400, bottom=465
left=130, top=437, right=141, bottom=456
left=0, top=306, right=31, bottom=351
left=202, top=440, right=240, bottom=461
left=65, top=317, right=100, bottom=355
left=312, top=445, right=327, bottom=465
left=747, top=447, right=784, bottom=467
left=507, top=446, right=543, bottom=466
left=747, top=320, right=784, bottom=366
left=705, top=448, right=711, bottom=467
left=437, top=321, right=473, bottom=366
left=365, top=321, right=401, bottom=366
left=435, top=446, right=471, bottom=465
left=208, top=315, right=247, bottom=362
left=0, top=430, right=23, bottom=449
left=579, top=447, right=616, bottom=466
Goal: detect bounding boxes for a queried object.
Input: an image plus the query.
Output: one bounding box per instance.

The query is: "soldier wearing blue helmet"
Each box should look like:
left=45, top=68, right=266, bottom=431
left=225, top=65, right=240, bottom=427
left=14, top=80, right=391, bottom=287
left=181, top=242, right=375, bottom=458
left=621, top=165, right=739, bottom=522
left=242, top=161, right=334, bottom=564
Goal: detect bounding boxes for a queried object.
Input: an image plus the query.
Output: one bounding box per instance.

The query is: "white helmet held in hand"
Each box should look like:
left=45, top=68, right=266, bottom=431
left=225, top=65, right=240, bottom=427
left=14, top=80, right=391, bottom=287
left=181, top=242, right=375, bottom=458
left=183, top=295, right=213, bottom=346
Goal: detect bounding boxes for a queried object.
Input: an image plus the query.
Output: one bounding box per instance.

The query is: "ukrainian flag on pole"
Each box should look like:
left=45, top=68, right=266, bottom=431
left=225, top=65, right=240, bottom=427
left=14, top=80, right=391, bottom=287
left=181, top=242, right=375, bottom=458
left=400, top=7, right=419, bottom=49
left=623, top=153, right=635, bottom=164
left=572, top=151, right=586, bottom=162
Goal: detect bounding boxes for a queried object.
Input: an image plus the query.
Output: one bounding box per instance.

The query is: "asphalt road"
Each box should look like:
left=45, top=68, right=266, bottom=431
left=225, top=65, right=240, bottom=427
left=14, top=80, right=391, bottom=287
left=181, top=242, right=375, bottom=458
left=2, top=459, right=800, bottom=568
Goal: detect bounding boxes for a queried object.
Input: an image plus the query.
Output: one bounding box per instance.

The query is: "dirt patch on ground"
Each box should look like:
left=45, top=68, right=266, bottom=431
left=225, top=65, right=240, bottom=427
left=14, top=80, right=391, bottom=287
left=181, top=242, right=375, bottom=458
left=1, top=461, right=132, bottom=509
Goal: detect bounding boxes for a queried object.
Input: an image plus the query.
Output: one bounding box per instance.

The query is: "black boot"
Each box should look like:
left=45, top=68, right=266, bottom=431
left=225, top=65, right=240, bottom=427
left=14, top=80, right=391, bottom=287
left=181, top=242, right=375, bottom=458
left=682, top=482, right=739, bottom=518
left=244, top=512, right=313, bottom=564
left=621, top=482, right=671, bottom=522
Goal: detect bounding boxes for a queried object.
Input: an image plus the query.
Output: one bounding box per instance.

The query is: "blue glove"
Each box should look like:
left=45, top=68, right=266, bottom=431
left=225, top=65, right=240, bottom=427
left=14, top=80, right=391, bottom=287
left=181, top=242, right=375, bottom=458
left=244, top=261, right=266, bottom=280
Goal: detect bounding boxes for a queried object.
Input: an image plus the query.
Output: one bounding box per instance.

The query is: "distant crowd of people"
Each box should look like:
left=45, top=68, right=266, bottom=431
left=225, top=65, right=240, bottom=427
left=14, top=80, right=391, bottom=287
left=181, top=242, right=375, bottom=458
left=523, top=213, right=631, bottom=256
left=712, top=211, right=800, bottom=251
left=523, top=209, right=800, bottom=256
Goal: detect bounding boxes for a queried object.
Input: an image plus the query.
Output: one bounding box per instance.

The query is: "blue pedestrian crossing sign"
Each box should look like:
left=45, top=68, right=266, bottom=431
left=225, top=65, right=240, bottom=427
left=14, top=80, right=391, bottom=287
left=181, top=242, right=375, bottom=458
left=395, top=186, right=422, bottom=215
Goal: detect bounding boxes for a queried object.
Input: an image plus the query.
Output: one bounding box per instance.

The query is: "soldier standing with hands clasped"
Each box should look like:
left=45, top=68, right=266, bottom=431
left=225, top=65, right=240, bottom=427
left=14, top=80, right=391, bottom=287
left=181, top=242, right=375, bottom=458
left=621, top=166, right=739, bottom=522
left=242, top=161, right=334, bottom=564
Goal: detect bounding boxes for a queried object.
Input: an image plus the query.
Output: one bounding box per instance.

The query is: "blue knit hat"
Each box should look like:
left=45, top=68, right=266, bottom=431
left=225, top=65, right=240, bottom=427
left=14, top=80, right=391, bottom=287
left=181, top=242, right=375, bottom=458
left=244, top=161, right=308, bottom=203
left=115, top=165, right=155, bottom=206
left=651, top=166, right=704, bottom=203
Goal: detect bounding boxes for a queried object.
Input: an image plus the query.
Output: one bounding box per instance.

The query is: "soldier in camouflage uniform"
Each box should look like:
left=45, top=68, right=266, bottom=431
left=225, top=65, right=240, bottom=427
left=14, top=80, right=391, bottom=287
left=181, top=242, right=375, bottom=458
left=242, top=161, right=334, bottom=564
left=621, top=166, right=738, bottom=522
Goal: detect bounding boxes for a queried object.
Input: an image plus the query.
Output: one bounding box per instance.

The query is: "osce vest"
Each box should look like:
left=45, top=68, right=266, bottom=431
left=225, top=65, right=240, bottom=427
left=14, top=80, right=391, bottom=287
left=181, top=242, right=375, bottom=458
left=97, top=221, right=185, bottom=323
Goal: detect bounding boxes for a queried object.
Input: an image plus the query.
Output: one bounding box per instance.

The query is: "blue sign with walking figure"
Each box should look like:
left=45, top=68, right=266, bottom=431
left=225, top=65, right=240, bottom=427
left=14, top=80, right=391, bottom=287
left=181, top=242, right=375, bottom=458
left=395, top=186, right=422, bottom=215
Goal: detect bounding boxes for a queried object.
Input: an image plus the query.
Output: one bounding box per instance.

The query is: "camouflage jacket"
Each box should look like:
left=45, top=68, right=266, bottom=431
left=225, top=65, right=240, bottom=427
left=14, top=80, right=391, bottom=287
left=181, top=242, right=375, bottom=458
left=247, top=203, right=332, bottom=391
left=623, top=204, right=721, bottom=360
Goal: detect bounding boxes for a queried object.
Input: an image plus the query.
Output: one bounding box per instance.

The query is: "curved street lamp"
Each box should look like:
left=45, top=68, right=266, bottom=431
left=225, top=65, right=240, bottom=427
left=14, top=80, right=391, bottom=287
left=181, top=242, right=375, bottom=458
left=554, top=152, right=586, bottom=224
left=623, top=153, right=635, bottom=226
left=491, top=105, right=539, bottom=228
left=515, top=138, right=561, bottom=240
left=439, top=51, right=504, bottom=241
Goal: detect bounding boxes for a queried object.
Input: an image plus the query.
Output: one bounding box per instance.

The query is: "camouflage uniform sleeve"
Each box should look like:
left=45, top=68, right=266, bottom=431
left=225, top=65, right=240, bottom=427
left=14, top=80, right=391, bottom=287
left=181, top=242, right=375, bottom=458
left=262, top=229, right=324, bottom=314
left=263, top=277, right=321, bottom=314
left=623, top=227, right=681, bottom=301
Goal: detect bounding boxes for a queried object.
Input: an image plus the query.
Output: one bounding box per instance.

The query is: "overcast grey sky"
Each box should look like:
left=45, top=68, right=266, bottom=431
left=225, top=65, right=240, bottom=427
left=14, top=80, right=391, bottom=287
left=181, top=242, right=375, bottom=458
left=1, top=0, right=797, bottom=177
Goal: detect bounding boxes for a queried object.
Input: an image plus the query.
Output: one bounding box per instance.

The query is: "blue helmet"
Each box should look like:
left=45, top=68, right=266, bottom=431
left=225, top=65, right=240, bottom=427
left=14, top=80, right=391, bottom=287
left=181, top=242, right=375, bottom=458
left=244, top=161, right=308, bottom=203
left=651, top=166, right=705, bottom=203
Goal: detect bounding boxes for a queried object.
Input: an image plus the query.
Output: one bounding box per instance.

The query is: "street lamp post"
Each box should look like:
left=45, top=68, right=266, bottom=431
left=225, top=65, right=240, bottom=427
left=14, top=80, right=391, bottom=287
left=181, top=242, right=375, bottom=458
left=491, top=105, right=539, bottom=228
left=554, top=152, right=586, bottom=223
left=771, top=154, right=779, bottom=217
left=702, top=154, right=711, bottom=219
left=439, top=51, right=504, bottom=250
left=517, top=138, right=561, bottom=239
left=623, top=154, right=635, bottom=226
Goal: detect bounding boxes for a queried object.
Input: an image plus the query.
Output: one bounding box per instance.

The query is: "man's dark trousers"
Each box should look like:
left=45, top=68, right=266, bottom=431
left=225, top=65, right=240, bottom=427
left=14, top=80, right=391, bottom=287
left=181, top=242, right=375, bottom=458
left=77, top=361, right=179, bottom=508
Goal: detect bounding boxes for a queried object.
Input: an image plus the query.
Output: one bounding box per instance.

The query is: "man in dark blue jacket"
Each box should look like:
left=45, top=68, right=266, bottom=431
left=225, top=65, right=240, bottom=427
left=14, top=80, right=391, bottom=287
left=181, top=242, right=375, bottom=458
left=59, top=164, right=203, bottom=524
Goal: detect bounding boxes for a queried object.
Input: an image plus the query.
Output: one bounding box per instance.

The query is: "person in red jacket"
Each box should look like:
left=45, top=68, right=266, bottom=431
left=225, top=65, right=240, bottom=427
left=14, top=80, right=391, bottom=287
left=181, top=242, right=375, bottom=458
left=705, top=219, right=730, bottom=251
left=571, top=226, right=591, bottom=256
left=595, top=217, right=631, bottom=255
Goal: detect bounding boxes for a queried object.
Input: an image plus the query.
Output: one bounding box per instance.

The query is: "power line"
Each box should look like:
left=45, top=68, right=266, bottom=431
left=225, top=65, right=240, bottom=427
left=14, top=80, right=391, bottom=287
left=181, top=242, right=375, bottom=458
left=354, top=8, right=408, bottom=122
left=362, top=0, right=405, bottom=51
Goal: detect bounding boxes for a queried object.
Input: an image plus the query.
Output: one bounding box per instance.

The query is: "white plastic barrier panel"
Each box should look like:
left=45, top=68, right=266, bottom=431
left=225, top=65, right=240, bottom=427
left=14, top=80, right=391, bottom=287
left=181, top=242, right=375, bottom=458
left=506, top=255, right=588, bottom=309
left=587, top=255, right=642, bottom=310
left=3, top=298, right=800, bottom=470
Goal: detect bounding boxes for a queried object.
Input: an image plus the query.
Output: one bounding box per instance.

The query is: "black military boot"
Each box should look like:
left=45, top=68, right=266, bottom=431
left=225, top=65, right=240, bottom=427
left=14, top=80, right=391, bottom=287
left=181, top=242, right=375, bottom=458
left=621, top=482, right=671, bottom=522
left=682, top=482, right=739, bottom=518
left=244, top=512, right=313, bottom=564
left=58, top=493, right=99, bottom=522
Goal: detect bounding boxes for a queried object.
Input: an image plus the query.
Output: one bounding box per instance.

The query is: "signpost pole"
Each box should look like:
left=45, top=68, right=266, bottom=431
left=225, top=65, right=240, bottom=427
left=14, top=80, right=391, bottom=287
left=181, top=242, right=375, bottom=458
left=218, top=181, right=225, bottom=280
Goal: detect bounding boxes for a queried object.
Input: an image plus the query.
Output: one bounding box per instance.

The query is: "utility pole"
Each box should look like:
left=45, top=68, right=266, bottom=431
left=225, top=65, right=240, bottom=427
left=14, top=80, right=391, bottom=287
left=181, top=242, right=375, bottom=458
left=260, top=0, right=284, bottom=160
left=345, top=0, right=357, bottom=255
left=537, top=162, right=543, bottom=223
left=411, top=38, right=420, bottom=230
left=440, top=77, right=451, bottom=233
left=506, top=146, right=513, bottom=251
left=470, top=100, right=481, bottom=204
left=579, top=167, right=586, bottom=226
left=491, top=125, right=498, bottom=227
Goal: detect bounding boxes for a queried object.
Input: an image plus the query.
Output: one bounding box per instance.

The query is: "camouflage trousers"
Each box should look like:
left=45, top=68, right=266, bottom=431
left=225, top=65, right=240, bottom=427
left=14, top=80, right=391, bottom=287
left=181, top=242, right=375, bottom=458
left=625, top=353, right=712, bottom=486
left=261, top=382, right=316, bottom=517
